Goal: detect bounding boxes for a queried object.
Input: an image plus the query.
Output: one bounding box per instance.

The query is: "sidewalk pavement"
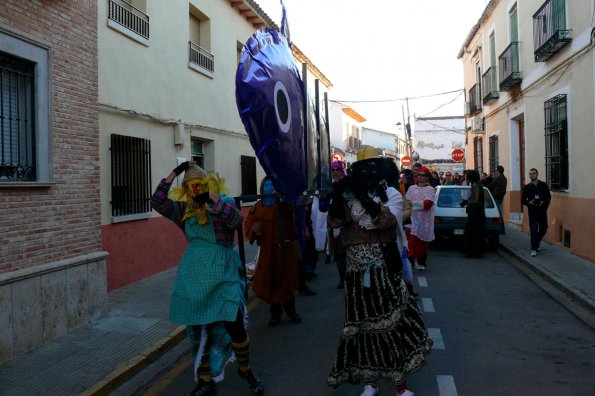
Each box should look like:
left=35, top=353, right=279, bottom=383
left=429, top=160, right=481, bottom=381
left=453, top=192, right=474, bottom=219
left=1, top=232, right=594, bottom=395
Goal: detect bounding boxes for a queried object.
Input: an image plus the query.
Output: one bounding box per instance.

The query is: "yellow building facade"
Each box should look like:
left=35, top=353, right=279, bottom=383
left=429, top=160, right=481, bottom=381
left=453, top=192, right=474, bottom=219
left=459, top=0, right=595, bottom=261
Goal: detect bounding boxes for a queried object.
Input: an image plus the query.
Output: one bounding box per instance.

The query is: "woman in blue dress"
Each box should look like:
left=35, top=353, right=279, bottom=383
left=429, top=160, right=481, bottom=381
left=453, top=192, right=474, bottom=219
left=151, top=161, right=263, bottom=396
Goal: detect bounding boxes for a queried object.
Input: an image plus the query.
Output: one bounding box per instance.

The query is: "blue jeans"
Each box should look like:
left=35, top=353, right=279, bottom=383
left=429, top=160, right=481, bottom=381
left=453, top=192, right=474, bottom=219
left=529, top=209, right=548, bottom=250
left=495, top=199, right=506, bottom=235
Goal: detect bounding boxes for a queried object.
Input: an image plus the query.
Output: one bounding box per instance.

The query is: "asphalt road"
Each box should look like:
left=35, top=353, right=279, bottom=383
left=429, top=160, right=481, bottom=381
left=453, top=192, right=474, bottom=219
left=127, top=245, right=595, bottom=396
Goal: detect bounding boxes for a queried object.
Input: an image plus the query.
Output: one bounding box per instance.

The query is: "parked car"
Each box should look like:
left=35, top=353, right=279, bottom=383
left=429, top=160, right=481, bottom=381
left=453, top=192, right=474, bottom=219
left=433, top=185, right=501, bottom=249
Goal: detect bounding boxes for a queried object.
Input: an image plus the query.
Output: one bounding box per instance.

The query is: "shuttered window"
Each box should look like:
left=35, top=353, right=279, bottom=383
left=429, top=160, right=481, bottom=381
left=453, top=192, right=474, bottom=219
left=489, top=135, right=499, bottom=175
left=110, top=134, right=152, bottom=217
left=240, top=155, right=257, bottom=196
left=473, top=136, right=483, bottom=173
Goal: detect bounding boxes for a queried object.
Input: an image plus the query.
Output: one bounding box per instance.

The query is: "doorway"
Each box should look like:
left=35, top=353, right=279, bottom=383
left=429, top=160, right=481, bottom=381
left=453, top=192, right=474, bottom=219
left=519, top=119, right=525, bottom=187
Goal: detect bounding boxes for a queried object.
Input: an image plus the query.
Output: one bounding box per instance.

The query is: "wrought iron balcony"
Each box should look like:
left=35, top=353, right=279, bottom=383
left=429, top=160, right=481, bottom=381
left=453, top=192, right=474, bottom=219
left=481, top=66, right=499, bottom=104
left=108, top=0, right=149, bottom=39
left=498, top=42, right=521, bottom=91
left=468, top=83, right=482, bottom=115
left=189, top=41, right=214, bottom=73
left=533, top=0, right=571, bottom=62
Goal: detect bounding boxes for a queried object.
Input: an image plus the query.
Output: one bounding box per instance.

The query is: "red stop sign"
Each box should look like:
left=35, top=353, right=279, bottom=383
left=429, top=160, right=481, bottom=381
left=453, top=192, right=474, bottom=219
left=401, top=156, right=412, bottom=166
left=451, top=148, right=465, bottom=162
left=332, top=152, right=344, bottom=162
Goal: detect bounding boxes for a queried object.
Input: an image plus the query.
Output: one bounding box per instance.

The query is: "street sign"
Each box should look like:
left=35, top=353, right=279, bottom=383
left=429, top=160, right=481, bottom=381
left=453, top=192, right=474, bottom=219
left=401, top=156, right=412, bottom=167
left=332, top=152, right=344, bottom=162
left=451, top=148, right=465, bottom=163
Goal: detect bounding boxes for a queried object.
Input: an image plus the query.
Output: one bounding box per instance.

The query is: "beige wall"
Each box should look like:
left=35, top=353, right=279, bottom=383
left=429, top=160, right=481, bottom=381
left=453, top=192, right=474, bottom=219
left=99, top=0, right=255, bottom=131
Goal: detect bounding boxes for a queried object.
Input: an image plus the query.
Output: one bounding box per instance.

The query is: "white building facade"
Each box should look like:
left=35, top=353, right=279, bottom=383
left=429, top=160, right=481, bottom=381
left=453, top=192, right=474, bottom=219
left=99, top=0, right=331, bottom=290
left=413, top=116, right=466, bottom=172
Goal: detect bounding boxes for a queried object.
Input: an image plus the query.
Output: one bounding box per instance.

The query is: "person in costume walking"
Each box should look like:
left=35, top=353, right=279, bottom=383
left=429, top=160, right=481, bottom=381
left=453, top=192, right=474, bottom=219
left=405, top=166, right=436, bottom=271
left=329, top=159, right=348, bottom=288
left=151, top=161, right=263, bottom=396
left=460, top=169, right=485, bottom=258
left=244, top=176, right=303, bottom=326
left=327, top=147, right=432, bottom=396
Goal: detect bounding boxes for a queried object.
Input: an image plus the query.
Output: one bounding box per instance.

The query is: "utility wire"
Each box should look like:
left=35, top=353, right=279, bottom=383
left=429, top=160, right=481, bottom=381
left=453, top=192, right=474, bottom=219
left=417, top=90, right=465, bottom=117
left=416, top=117, right=467, bottom=135
left=329, top=88, right=464, bottom=103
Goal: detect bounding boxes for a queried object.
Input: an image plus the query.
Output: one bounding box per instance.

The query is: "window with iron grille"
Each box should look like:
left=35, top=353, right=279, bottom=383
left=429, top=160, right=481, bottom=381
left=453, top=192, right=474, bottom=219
left=110, top=134, right=151, bottom=217
left=489, top=135, right=499, bottom=174
left=240, top=155, right=257, bottom=196
left=544, top=94, right=568, bottom=190
left=191, top=139, right=204, bottom=168
left=473, top=136, right=483, bottom=173
left=0, top=32, right=50, bottom=184
left=0, top=52, right=36, bottom=181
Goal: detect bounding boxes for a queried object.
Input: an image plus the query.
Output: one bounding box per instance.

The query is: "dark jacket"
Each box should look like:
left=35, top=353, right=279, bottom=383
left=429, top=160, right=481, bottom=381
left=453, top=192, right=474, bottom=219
left=488, top=174, right=507, bottom=201
left=521, top=180, right=551, bottom=211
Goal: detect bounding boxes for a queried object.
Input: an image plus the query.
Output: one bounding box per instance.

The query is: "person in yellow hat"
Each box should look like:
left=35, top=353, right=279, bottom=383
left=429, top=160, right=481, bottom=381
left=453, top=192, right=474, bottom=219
left=327, top=148, right=432, bottom=396
left=151, top=161, right=264, bottom=396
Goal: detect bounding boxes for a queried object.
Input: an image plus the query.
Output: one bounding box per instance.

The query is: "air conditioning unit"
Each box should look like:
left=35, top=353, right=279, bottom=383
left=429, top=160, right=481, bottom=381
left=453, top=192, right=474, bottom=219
left=471, top=116, right=483, bottom=133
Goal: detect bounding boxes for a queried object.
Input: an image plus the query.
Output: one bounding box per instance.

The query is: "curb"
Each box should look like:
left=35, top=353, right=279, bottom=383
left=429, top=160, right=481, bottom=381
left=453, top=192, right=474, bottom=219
left=80, top=326, right=187, bottom=396
left=498, top=244, right=595, bottom=315
left=81, top=297, right=261, bottom=395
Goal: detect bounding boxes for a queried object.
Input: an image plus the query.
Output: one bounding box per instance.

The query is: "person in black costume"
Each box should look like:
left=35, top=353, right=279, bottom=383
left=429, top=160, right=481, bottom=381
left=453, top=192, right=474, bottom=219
left=460, top=170, right=485, bottom=258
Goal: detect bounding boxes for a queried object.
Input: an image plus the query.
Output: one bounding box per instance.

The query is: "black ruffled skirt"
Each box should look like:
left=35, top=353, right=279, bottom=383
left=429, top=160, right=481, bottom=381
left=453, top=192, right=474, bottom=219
left=328, top=243, right=433, bottom=387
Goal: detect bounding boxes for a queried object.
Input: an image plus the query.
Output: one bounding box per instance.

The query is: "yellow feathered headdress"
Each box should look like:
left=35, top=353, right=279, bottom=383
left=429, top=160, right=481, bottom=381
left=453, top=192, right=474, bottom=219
left=167, top=164, right=230, bottom=222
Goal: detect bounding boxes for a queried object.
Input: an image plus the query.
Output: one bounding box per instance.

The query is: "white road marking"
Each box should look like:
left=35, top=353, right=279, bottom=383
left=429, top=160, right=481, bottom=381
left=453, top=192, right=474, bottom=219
left=418, top=276, right=428, bottom=287
left=422, top=297, right=435, bottom=312
left=437, top=375, right=458, bottom=396
left=428, top=328, right=445, bottom=349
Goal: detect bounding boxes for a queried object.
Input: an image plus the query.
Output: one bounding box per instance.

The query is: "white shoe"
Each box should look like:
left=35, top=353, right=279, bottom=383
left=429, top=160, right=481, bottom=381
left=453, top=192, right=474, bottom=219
left=530, top=250, right=537, bottom=257
left=398, top=390, right=415, bottom=396
left=360, top=384, right=379, bottom=396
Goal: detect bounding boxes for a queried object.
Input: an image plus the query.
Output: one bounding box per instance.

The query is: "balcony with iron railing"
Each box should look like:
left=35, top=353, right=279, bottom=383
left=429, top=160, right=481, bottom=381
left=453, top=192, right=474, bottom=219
left=533, top=0, right=571, bottom=62
left=189, top=41, right=214, bottom=74
left=468, top=83, right=482, bottom=115
left=108, top=0, right=149, bottom=40
left=482, top=66, right=499, bottom=104
left=499, top=42, right=521, bottom=91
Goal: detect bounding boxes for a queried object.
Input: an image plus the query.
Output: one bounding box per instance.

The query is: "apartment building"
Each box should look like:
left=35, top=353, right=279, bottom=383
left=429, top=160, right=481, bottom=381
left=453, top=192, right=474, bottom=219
left=99, top=0, right=332, bottom=290
left=359, top=127, right=402, bottom=164
left=328, top=102, right=367, bottom=167
left=0, top=2, right=104, bottom=362
left=458, top=0, right=595, bottom=261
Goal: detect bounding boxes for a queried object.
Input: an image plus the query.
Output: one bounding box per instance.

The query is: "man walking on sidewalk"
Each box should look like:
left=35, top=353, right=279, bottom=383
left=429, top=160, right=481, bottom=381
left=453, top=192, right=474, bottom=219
left=522, top=168, right=551, bottom=257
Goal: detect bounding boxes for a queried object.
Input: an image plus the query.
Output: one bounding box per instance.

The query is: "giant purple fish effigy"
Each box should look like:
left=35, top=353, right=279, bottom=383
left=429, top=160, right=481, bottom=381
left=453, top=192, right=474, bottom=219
left=235, top=2, right=306, bottom=201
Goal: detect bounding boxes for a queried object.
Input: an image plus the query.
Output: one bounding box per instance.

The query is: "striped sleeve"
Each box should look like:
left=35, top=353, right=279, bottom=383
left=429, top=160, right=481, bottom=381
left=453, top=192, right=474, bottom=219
left=212, top=195, right=243, bottom=229
left=151, top=179, right=185, bottom=230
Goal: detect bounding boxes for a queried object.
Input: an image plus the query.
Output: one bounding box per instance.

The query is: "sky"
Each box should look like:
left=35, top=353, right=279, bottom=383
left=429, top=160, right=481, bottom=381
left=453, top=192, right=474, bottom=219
left=254, top=0, right=489, bottom=133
